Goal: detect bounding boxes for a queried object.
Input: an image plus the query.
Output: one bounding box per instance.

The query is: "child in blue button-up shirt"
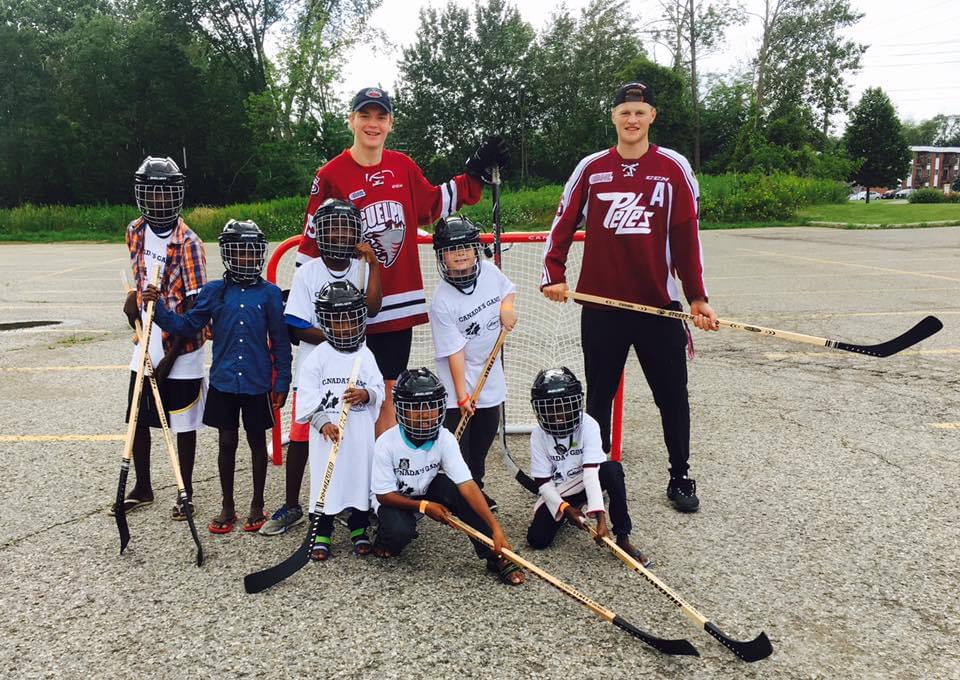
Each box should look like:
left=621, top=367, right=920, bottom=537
left=145, top=220, right=292, bottom=535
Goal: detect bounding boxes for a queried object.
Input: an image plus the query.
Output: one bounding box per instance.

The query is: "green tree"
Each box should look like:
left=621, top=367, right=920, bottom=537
left=902, top=117, right=941, bottom=146
left=843, top=88, right=910, bottom=202
left=618, top=57, right=693, bottom=157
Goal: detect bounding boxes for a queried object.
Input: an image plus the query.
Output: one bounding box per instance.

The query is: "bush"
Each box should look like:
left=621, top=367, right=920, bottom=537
left=908, top=189, right=946, bottom=204
left=698, top=173, right=847, bottom=223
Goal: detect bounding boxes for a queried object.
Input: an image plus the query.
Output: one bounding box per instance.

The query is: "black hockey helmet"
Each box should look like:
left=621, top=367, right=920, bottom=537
left=530, top=367, right=584, bottom=437
left=433, top=215, right=482, bottom=292
left=315, top=280, right=367, bottom=352
left=393, top=367, right=447, bottom=442
left=134, top=156, right=185, bottom=230
left=312, top=198, right=363, bottom=260
left=219, top=219, right=267, bottom=284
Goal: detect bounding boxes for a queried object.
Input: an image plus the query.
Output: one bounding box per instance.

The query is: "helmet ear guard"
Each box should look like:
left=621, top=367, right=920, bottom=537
left=393, top=367, right=447, bottom=441
left=313, top=199, right=363, bottom=260
left=219, top=219, right=267, bottom=283
left=134, top=156, right=185, bottom=231
left=530, top=367, right=584, bottom=437
left=314, top=280, right=367, bottom=352
left=433, top=215, right=482, bottom=292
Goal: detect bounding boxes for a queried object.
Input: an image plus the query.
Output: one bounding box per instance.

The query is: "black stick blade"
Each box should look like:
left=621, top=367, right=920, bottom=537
left=243, top=517, right=316, bottom=594
left=831, top=315, right=943, bottom=358
left=115, top=463, right=130, bottom=555
left=515, top=470, right=539, bottom=494
left=178, top=492, right=204, bottom=567
left=704, top=622, right=773, bottom=662
left=612, top=615, right=699, bottom=656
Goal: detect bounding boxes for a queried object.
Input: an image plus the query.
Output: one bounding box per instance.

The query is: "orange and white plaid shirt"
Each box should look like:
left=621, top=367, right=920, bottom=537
left=126, top=217, right=209, bottom=354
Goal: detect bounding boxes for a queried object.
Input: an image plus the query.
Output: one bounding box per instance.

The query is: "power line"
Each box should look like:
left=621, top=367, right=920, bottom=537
left=870, top=40, right=958, bottom=48
left=874, top=50, right=960, bottom=58
left=863, top=60, right=960, bottom=68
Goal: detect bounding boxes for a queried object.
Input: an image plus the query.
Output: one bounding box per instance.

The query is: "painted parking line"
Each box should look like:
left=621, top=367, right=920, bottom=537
left=721, top=286, right=960, bottom=298
left=23, top=256, right=129, bottom=282
left=738, top=249, right=960, bottom=283
left=0, top=434, right=125, bottom=442
left=930, top=423, right=960, bottom=430
left=0, top=365, right=127, bottom=372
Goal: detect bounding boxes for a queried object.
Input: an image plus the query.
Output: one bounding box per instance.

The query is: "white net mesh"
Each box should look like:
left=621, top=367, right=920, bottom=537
left=267, top=232, right=591, bottom=446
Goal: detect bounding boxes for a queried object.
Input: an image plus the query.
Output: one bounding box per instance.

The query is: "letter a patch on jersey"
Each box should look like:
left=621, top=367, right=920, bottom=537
left=596, top=192, right=653, bottom=235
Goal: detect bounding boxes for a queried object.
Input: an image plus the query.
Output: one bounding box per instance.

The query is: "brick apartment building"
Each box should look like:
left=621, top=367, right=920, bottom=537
left=907, top=146, right=960, bottom=191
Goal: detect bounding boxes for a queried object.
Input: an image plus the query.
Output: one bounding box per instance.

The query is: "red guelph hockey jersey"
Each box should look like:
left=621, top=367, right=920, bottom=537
left=541, top=145, right=708, bottom=308
left=298, top=149, right=483, bottom=334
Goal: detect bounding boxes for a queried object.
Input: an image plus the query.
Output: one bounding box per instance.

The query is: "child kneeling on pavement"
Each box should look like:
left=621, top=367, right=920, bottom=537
left=370, top=367, right=524, bottom=585
left=527, top=367, right=649, bottom=566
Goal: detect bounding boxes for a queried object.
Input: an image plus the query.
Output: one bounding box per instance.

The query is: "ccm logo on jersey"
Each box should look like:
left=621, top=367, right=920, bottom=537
left=597, top=189, right=663, bottom=234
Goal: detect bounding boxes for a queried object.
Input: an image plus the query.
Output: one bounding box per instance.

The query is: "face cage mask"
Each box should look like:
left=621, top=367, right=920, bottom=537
left=220, top=241, right=266, bottom=283
left=436, top=243, right=481, bottom=292
left=318, top=307, right=367, bottom=352
left=315, top=213, right=362, bottom=260
left=532, top=393, right=584, bottom=438
left=134, top=183, right=184, bottom=230
left=396, top=397, right=446, bottom=441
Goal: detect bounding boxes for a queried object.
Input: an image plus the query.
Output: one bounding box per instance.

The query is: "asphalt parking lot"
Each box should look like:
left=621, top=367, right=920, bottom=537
left=0, top=227, right=957, bottom=679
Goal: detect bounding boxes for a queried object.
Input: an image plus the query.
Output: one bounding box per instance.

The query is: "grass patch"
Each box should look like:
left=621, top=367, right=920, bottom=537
left=799, top=201, right=960, bottom=226
left=48, top=334, right=101, bottom=349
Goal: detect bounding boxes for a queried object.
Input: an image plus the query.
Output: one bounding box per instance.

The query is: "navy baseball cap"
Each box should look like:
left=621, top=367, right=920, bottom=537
left=351, top=87, right=392, bottom=114
left=613, top=82, right=655, bottom=108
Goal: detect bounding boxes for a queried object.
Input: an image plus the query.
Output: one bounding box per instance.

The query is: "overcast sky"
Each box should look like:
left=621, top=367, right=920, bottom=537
left=338, top=0, right=960, bottom=128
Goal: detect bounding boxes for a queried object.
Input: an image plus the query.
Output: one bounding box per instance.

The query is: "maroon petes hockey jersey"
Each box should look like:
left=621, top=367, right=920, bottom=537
left=541, top=145, right=707, bottom=308
left=298, top=149, right=483, bottom=334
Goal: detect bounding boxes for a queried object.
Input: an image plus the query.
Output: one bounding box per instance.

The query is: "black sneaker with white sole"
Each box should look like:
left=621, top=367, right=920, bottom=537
left=482, top=492, right=498, bottom=512
left=667, top=477, right=700, bottom=513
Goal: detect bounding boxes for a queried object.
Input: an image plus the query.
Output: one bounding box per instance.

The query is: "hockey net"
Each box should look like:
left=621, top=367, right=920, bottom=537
left=266, top=232, right=623, bottom=464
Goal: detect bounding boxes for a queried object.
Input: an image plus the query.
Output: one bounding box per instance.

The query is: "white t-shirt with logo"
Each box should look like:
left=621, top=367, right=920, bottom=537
left=428, top=261, right=515, bottom=409
left=284, top=257, right=370, bottom=388
left=295, top=341, right=384, bottom=515
left=128, top=227, right=204, bottom=379
left=529, top=413, right=607, bottom=487
left=371, top=427, right=472, bottom=510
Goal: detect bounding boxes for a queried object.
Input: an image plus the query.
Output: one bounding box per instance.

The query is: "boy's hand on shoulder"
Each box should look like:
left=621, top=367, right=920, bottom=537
left=271, top=391, right=287, bottom=410
left=321, top=422, right=341, bottom=443
left=343, top=387, right=369, bottom=405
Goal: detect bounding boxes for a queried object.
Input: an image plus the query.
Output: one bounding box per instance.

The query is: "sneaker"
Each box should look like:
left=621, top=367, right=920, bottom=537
left=482, top=492, right=498, bottom=512
left=667, top=477, right=700, bottom=513
left=258, top=504, right=305, bottom=536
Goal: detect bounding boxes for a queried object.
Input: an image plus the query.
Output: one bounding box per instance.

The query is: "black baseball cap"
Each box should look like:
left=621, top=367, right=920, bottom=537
left=351, top=87, right=392, bottom=114
left=613, top=82, right=654, bottom=108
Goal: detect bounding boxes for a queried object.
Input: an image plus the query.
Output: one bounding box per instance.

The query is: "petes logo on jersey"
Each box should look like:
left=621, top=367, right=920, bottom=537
left=365, top=169, right=395, bottom=187
left=597, top=192, right=653, bottom=234
left=362, top=200, right=406, bottom=267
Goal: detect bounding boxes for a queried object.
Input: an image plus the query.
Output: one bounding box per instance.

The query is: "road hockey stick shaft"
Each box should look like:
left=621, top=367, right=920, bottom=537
left=444, top=515, right=698, bottom=656
left=116, top=268, right=160, bottom=554
left=575, top=518, right=771, bottom=662
left=244, top=356, right=362, bottom=594
left=454, top=328, right=508, bottom=440
left=566, top=291, right=942, bottom=358
left=133, top=320, right=204, bottom=567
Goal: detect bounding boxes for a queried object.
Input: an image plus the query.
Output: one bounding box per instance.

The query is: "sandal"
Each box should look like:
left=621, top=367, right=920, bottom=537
left=617, top=538, right=652, bottom=568
left=372, top=543, right=395, bottom=558
left=310, top=535, right=332, bottom=561
left=208, top=512, right=237, bottom=534
left=243, top=511, right=268, bottom=532
left=487, top=557, right=525, bottom=586
left=351, top=529, right=373, bottom=556
left=108, top=496, right=154, bottom=516
left=172, top=500, right=195, bottom=521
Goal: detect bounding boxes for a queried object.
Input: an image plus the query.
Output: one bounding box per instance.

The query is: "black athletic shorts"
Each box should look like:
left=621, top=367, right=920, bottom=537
left=202, top=385, right=275, bottom=432
left=365, top=328, right=413, bottom=381
left=126, top=372, right=203, bottom=430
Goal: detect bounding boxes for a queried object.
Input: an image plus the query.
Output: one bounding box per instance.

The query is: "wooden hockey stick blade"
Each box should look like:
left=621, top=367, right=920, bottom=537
left=566, top=291, right=942, bottom=358
left=243, top=516, right=316, bottom=594
left=580, top=518, right=772, bottom=662
left=830, top=315, right=942, bottom=357
left=445, top=516, right=698, bottom=656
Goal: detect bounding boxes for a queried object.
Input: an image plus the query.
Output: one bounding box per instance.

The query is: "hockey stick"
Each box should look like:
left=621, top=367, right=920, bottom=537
left=444, top=515, right=698, bottom=657
left=454, top=328, right=508, bottom=441
left=116, top=268, right=160, bottom=554
left=566, top=291, right=942, bottom=358
left=244, top=356, right=362, bottom=594
left=133, top=320, right=204, bottom=567
left=574, top=517, right=772, bottom=662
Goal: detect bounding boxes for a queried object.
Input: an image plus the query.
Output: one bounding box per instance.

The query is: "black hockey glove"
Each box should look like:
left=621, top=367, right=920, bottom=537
left=465, top=135, right=509, bottom=184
